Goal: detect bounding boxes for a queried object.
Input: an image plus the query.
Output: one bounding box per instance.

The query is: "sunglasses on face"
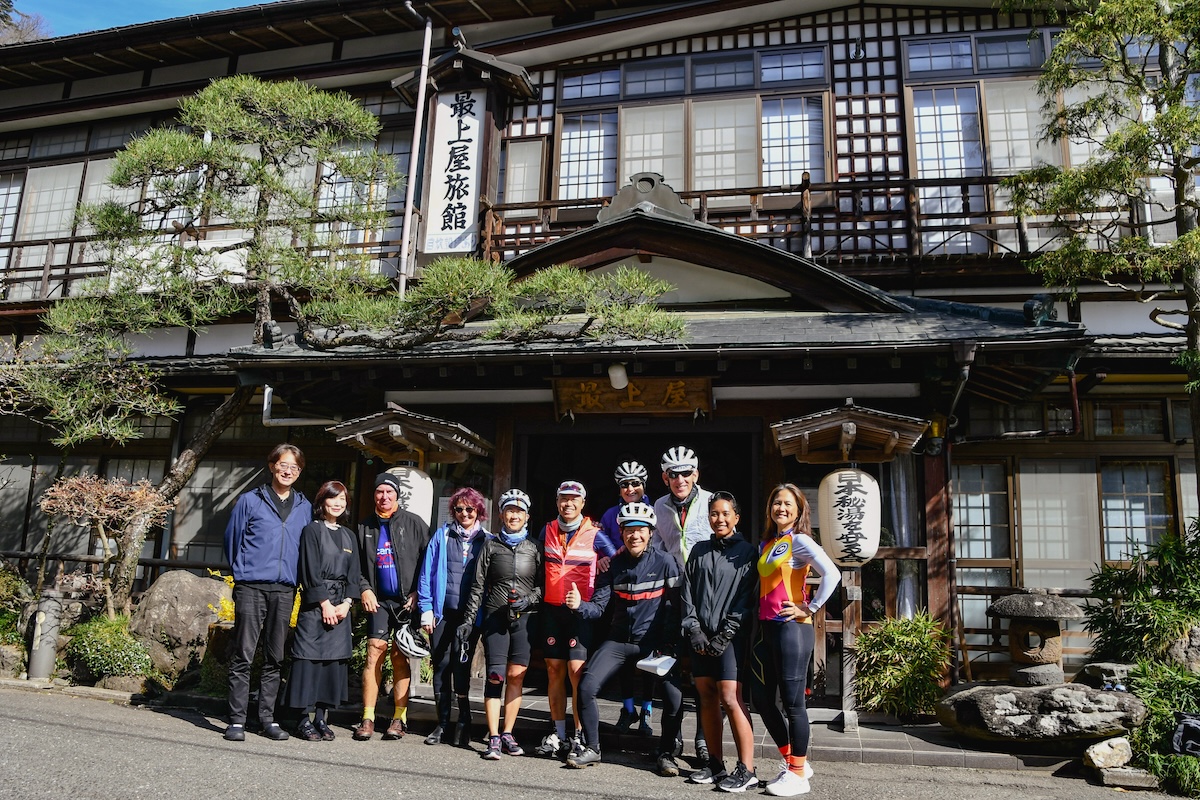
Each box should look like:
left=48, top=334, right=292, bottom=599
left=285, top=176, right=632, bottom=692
left=453, top=506, right=477, bottom=514
left=619, top=480, right=643, bottom=489
left=668, top=469, right=695, bottom=479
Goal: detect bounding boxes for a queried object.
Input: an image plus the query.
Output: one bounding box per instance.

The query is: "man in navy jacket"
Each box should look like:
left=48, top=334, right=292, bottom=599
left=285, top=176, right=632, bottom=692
left=564, top=502, right=684, bottom=776
left=222, top=444, right=312, bottom=742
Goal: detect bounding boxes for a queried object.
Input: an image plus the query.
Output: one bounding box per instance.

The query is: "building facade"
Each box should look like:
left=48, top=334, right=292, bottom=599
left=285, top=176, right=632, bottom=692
left=0, top=0, right=1188, bottom=682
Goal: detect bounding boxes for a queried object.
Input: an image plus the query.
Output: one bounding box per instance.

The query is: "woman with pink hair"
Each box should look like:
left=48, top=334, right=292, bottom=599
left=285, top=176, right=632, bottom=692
left=417, top=487, right=489, bottom=746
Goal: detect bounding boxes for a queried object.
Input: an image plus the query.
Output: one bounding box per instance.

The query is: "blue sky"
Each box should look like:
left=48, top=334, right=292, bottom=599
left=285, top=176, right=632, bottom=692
left=24, top=1, right=275, bottom=37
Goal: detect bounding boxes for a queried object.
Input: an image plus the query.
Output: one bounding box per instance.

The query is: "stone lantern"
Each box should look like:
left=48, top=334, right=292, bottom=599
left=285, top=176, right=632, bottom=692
left=987, top=589, right=1084, bottom=686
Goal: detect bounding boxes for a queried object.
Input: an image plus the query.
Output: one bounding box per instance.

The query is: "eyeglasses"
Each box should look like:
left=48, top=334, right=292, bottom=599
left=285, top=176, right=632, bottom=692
left=274, top=464, right=302, bottom=475
left=453, top=506, right=477, bottom=515
left=618, top=480, right=643, bottom=489
left=668, top=469, right=695, bottom=479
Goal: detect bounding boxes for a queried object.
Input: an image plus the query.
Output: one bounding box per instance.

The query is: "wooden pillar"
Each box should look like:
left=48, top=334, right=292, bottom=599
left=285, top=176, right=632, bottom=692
left=838, top=568, right=861, bottom=731
left=492, top=414, right=514, bottom=516
left=923, top=447, right=954, bottom=682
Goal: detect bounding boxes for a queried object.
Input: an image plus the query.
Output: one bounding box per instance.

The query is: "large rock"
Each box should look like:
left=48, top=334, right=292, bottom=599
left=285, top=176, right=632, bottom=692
left=1084, top=736, right=1132, bottom=769
left=937, top=683, right=1146, bottom=742
left=1166, top=625, right=1200, bottom=671
left=129, top=571, right=230, bottom=680
left=1076, top=662, right=1133, bottom=689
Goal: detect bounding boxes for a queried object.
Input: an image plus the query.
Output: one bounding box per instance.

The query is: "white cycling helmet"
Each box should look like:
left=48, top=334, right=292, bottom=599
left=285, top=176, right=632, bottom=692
left=613, top=461, right=649, bottom=483
left=394, top=625, right=431, bottom=659
left=660, top=445, right=698, bottom=473
left=616, top=501, right=657, bottom=528
left=499, top=488, right=531, bottom=511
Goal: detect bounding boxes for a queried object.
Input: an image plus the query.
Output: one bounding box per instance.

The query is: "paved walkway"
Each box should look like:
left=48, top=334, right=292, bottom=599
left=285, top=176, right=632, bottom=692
left=3, top=677, right=1065, bottom=772
left=378, top=687, right=1063, bottom=772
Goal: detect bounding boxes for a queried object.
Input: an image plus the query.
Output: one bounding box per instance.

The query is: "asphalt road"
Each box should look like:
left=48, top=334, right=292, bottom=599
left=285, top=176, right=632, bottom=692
left=0, top=686, right=1166, bottom=800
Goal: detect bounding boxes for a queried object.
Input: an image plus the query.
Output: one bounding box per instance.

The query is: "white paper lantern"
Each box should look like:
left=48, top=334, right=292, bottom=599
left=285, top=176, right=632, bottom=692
left=817, top=468, right=881, bottom=566
left=385, top=465, right=434, bottom=527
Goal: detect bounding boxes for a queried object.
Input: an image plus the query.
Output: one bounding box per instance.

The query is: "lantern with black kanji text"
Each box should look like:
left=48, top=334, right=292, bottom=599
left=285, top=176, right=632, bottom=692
left=816, top=468, right=881, bottom=566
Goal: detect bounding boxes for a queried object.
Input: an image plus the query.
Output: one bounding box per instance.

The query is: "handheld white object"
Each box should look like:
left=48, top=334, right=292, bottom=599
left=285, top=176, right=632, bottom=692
left=636, top=653, right=676, bottom=676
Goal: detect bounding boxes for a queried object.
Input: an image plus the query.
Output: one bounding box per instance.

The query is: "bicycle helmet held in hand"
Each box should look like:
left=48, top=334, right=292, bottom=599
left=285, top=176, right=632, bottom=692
left=660, top=446, right=698, bottom=473
left=394, top=624, right=431, bottom=659
left=613, top=461, right=649, bottom=483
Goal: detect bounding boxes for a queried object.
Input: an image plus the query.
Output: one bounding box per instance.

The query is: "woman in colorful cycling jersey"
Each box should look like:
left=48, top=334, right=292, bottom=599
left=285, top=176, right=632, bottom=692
left=749, top=483, right=840, bottom=797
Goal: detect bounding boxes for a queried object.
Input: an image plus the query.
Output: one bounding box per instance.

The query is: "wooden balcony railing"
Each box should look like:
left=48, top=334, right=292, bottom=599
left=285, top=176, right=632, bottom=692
left=482, top=174, right=1074, bottom=266
left=0, top=174, right=1117, bottom=303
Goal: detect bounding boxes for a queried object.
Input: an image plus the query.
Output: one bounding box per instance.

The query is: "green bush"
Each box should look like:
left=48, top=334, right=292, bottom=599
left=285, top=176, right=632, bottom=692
left=852, top=610, right=951, bottom=719
left=0, top=562, right=32, bottom=647
left=1085, top=526, right=1200, bottom=796
left=1127, top=661, right=1200, bottom=797
left=1085, top=529, right=1200, bottom=662
left=65, top=615, right=151, bottom=679
left=0, top=610, right=22, bottom=646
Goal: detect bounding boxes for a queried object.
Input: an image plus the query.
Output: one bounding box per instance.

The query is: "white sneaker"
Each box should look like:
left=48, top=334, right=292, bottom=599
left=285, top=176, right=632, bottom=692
left=765, top=770, right=810, bottom=797
left=766, top=760, right=813, bottom=784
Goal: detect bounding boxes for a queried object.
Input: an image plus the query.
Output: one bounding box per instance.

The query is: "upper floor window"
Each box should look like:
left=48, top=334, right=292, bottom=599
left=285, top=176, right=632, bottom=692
left=561, top=69, right=620, bottom=102
left=976, top=34, right=1045, bottom=71
left=557, top=94, right=825, bottom=202
left=625, top=61, right=686, bottom=97
left=905, top=30, right=1050, bottom=79
left=558, top=46, right=827, bottom=106
left=1095, top=400, right=1165, bottom=438
left=554, top=46, right=829, bottom=202
left=694, top=55, right=754, bottom=92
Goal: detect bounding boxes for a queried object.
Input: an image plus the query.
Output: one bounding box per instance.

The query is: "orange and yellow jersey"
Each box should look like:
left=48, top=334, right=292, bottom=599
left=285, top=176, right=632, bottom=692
left=757, top=533, right=810, bottom=622
left=542, top=518, right=602, bottom=606
left=757, top=530, right=841, bottom=622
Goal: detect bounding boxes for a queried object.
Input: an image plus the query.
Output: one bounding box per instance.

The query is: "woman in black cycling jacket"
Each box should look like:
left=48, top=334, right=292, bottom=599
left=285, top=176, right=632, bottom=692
left=458, top=489, right=543, bottom=761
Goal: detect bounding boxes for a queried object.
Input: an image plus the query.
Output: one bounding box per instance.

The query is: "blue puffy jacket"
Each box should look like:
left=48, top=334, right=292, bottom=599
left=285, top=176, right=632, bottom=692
left=223, top=484, right=312, bottom=585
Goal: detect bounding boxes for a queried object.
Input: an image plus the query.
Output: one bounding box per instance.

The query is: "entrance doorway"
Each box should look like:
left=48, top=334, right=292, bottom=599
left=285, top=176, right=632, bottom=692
left=513, top=418, right=764, bottom=535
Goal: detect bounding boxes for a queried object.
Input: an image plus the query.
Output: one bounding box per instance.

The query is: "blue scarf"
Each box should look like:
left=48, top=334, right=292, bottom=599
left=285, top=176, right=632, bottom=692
left=499, top=526, right=528, bottom=547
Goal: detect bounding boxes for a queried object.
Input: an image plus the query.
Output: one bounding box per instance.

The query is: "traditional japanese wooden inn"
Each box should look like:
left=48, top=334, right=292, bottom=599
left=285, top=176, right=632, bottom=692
left=0, top=0, right=1188, bottom=690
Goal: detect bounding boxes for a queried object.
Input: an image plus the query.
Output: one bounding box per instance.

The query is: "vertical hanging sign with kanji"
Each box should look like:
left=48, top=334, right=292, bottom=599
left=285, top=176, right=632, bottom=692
left=423, top=88, right=485, bottom=253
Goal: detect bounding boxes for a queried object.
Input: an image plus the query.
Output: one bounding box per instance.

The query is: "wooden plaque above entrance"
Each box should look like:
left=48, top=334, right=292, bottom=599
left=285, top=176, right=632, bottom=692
left=554, top=377, right=712, bottom=416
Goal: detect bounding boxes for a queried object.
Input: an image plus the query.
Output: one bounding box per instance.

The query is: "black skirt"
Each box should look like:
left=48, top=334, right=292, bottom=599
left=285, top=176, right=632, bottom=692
left=286, top=658, right=349, bottom=709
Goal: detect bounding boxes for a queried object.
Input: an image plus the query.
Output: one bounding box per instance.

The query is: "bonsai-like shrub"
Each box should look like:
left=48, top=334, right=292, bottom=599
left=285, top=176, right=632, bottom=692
left=852, top=610, right=951, bottom=719
left=65, top=614, right=151, bottom=680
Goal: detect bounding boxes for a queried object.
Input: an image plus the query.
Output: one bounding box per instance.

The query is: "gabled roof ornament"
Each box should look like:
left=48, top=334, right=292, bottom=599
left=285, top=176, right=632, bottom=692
left=597, top=172, right=694, bottom=223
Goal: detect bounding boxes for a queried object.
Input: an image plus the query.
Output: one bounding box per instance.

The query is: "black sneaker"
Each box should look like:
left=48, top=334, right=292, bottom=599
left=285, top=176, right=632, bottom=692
left=696, top=739, right=710, bottom=764
left=616, top=708, right=637, bottom=730
left=656, top=752, right=680, bottom=777
left=568, top=746, right=602, bottom=768
left=261, top=723, right=289, bottom=741
left=223, top=724, right=245, bottom=742
left=717, top=762, right=759, bottom=793
left=689, top=764, right=727, bottom=784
